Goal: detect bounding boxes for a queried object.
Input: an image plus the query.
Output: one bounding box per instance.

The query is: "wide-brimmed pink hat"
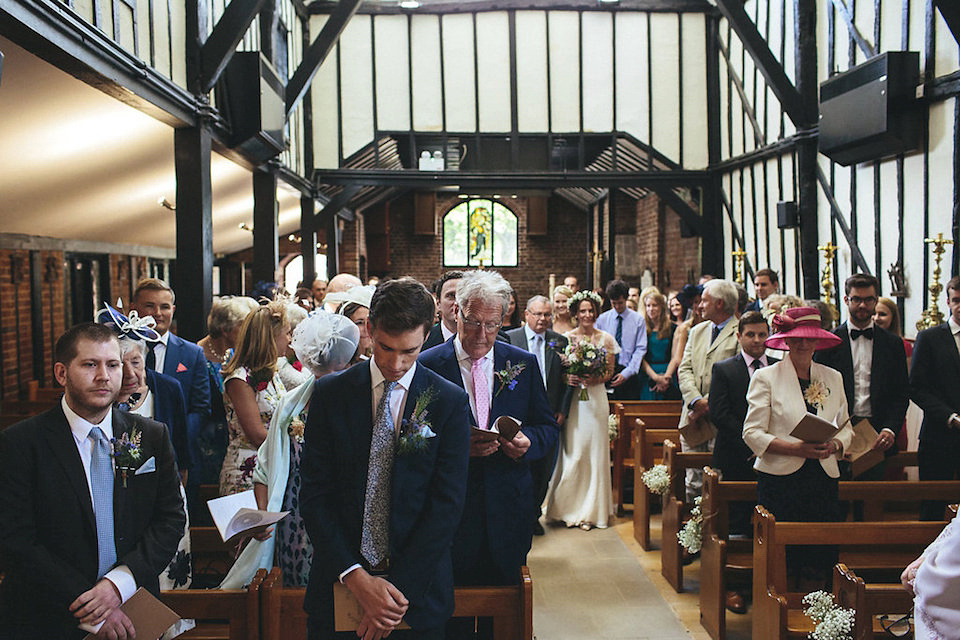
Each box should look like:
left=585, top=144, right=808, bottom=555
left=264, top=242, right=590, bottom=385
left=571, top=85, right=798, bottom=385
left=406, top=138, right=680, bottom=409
left=765, top=306, right=841, bottom=351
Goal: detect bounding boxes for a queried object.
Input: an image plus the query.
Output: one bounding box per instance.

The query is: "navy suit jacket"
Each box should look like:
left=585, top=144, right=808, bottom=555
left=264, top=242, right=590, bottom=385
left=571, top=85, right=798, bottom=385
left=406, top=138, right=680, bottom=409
left=422, top=323, right=447, bottom=351
left=161, top=332, right=211, bottom=454
left=910, top=323, right=960, bottom=454
left=0, top=407, right=185, bottom=632
left=815, top=322, right=909, bottom=443
left=299, top=361, right=470, bottom=629
left=418, top=339, right=559, bottom=580
left=145, top=368, right=191, bottom=470
left=506, top=327, right=569, bottom=417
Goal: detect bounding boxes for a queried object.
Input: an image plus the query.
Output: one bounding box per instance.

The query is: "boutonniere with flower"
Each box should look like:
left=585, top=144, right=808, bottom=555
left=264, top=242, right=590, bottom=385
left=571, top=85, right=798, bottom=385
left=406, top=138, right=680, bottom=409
left=287, top=411, right=307, bottom=444
left=494, top=360, right=526, bottom=396
left=804, top=379, right=830, bottom=412
left=398, top=386, right=438, bottom=456
left=247, top=367, right=273, bottom=392
left=111, top=428, right=142, bottom=488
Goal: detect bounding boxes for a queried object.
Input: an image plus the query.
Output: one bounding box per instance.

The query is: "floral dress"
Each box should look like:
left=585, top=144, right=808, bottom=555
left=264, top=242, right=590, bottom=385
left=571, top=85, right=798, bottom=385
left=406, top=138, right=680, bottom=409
left=218, top=365, right=285, bottom=495
left=276, top=408, right=312, bottom=586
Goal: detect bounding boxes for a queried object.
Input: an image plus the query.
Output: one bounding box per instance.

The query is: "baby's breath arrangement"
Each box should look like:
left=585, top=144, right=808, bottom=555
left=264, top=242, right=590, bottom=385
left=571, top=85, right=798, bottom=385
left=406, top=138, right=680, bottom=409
left=677, top=496, right=703, bottom=554
left=802, top=591, right=854, bottom=640
left=641, top=464, right=670, bottom=495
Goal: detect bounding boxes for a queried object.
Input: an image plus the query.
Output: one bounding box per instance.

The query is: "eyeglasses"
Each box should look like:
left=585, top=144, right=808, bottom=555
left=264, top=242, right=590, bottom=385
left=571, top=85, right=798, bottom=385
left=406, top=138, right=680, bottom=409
left=879, top=613, right=912, bottom=637
left=848, top=295, right=878, bottom=305
left=460, top=312, right=502, bottom=334
left=526, top=312, right=552, bottom=318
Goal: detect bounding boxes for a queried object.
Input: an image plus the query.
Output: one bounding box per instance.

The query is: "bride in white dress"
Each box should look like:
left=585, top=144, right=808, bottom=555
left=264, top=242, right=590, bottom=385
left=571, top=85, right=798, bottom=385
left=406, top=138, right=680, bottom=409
left=544, top=290, right=619, bottom=530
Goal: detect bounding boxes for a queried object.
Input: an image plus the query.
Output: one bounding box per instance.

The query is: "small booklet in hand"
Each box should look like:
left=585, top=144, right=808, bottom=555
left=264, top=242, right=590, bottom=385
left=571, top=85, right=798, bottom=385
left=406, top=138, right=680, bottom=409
left=844, top=419, right=886, bottom=477
left=679, top=415, right=716, bottom=448
left=82, top=588, right=181, bottom=639
left=207, top=489, right=289, bottom=544
left=471, top=415, right=522, bottom=442
left=790, top=412, right=842, bottom=443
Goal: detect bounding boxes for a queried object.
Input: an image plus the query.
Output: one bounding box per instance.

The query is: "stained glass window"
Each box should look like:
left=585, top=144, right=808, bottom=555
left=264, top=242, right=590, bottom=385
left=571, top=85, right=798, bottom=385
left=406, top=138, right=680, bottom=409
left=442, top=199, right=518, bottom=267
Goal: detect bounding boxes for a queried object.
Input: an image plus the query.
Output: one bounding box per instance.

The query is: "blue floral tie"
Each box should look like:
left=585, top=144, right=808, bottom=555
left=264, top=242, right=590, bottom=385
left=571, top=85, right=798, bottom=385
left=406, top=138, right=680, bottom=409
left=89, top=427, right=117, bottom=578
left=361, top=380, right=397, bottom=568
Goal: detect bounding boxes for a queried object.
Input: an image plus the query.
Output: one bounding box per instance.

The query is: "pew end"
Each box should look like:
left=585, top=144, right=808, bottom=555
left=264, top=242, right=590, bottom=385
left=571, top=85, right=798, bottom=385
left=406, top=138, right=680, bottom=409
left=159, top=567, right=265, bottom=640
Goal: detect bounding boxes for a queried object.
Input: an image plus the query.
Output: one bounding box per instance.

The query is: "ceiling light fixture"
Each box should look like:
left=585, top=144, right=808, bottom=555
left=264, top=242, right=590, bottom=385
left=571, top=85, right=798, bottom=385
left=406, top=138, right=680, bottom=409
left=399, top=0, right=420, bottom=8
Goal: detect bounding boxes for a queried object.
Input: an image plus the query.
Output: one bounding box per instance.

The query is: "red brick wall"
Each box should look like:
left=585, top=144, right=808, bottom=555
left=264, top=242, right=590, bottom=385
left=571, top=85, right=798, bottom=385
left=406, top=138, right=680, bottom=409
left=630, top=192, right=701, bottom=293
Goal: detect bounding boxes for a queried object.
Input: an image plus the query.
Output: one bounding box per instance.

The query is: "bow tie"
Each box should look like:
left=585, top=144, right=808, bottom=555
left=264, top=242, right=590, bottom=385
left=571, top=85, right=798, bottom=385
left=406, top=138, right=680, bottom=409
left=850, top=327, right=874, bottom=340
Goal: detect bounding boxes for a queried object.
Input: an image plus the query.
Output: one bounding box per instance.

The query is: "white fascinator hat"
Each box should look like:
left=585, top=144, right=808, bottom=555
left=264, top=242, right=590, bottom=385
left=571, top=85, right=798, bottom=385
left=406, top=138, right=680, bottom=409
left=290, top=310, right=361, bottom=376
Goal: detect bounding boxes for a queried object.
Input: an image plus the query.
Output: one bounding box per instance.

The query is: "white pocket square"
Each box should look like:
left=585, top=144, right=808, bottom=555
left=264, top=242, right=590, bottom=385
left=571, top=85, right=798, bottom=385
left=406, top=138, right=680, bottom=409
left=134, top=457, right=156, bottom=475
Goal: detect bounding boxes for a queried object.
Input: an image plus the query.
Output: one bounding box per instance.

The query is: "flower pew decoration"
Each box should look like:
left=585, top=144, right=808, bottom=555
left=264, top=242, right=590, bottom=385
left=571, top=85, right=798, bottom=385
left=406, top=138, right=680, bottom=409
left=641, top=464, right=670, bottom=496
left=608, top=413, right=619, bottom=442
left=802, top=591, right=854, bottom=640
left=677, top=495, right=703, bottom=554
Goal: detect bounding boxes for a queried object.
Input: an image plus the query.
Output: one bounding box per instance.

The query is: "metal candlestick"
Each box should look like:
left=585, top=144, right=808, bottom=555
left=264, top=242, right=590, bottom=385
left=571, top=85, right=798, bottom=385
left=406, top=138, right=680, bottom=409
left=916, top=233, right=954, bottom=331
left=817, top=243, right=839, bottom=323
left=731, top=249, right=747, bottom=286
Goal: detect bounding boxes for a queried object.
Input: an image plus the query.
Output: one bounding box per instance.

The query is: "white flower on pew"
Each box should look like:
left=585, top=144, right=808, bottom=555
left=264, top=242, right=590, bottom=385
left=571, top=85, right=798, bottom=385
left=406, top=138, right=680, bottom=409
left=641, top=464, right=670, bottom=495
left=608, top=414, right=619, bottom=442
left=802, top=590, right=854, bottom=640
left=677, top=496, right=703, bottom=554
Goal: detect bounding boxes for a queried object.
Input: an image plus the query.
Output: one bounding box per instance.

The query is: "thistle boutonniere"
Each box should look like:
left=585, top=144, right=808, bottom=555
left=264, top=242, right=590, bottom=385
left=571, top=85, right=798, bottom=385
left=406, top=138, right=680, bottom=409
left=287, top=412, right=307, bottom=444
left=494, top=360, right=526, bottom=396
left=111, top=428, right=142, bottom=488
left=804, top=379, right=830, bottom=412
left=398, top=386, right=438, bottom=456
left=247, top=367, right=273, bottom=392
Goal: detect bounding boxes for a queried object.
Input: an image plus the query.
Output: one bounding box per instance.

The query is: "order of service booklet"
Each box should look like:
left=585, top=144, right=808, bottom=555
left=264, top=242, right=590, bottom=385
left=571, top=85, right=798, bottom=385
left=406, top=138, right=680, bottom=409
left=844, top=418, right=886, bottom=477
left=471, top=415, right=522, bottom=443
left=207, top=489, right=289, bottom=544
left=81, top=588, right=181, bottom=639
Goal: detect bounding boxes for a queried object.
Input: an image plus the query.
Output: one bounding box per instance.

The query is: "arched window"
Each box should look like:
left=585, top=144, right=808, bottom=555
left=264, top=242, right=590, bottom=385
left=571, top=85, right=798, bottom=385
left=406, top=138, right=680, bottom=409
left=442, top=199, right=518, bottom=267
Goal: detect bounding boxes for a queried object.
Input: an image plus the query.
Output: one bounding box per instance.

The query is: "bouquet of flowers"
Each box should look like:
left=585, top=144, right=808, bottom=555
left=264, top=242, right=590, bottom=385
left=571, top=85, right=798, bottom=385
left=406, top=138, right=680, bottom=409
left=641, top=464, right=670, bottom=495
left=562, top=339, right=608, bottom=401
left=802, top=591, right=855, bottom=640
left=677, top=495, right=704, bottom=554
left=608, top=414, right=620, bottom=442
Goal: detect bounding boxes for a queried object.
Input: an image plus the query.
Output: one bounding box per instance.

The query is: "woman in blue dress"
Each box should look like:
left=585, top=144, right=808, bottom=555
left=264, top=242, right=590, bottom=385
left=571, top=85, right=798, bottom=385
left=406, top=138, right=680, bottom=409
left=638, top=289, right=681, bottom=400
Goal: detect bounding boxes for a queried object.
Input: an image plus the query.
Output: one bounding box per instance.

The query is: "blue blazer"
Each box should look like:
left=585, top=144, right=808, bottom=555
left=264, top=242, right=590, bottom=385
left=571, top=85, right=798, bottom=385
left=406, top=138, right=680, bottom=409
left=418, top=339, right=559, bottom=581
left=145, top=368, right=191, bottom=471
left=299, top=361, right=471, bottom=630
left=161, top=333, right=211, bottom=455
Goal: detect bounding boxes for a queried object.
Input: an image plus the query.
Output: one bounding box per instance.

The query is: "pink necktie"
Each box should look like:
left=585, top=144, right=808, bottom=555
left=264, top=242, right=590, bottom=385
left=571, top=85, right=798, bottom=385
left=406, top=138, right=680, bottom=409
left=472, top=358, right=490, bottom=429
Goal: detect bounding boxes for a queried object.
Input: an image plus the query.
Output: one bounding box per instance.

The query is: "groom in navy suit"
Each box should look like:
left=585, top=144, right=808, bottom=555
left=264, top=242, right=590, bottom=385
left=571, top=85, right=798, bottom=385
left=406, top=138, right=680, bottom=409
left=300, top=278, right=471, bottom=640
left=419, top=270, right=558, bottom=590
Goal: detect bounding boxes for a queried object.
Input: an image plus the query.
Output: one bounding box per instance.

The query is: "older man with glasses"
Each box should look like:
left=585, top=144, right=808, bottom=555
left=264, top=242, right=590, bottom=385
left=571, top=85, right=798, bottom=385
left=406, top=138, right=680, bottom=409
left=419, top=271, right=558, bottom=631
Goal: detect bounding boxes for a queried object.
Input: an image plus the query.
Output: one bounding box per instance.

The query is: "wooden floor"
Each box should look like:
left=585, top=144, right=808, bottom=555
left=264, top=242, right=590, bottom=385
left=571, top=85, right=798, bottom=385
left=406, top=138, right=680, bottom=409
left=527, top=510, right=752, bottom=640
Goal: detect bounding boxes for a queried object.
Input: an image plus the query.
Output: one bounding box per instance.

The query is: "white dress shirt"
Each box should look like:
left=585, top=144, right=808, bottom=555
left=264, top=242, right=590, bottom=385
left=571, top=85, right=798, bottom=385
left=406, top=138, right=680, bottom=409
left=152, top=331, right=170, bottom=372
left=848, top=320, right=874, bottom=417
left=440, top=322, right=456, bottom=343
left=62, top=398, right=137, bottom=608
left=453, top=337, right=494, bottom=426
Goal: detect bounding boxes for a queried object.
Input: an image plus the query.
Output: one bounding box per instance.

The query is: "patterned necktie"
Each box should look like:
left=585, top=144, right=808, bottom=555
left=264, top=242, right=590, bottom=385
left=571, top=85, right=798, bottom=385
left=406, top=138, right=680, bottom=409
left=361, top=380, right=397, bottom=569
left=615, top=315, right=624, bottom=347
left=711, top=324, right=721, bottom=344
left=88, top=427, right=117, bottom=578
left=751, top=359, right=763, bottom=376
left=472, top=358, right=490, bottom=429
left=145, top=342, right=156, bottom=370
left=533, top=334, right=546, bottom=382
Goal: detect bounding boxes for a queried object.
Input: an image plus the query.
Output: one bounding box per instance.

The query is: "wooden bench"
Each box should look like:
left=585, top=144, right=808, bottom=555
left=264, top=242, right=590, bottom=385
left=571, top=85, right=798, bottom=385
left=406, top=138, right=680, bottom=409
left=833, top=563, right=914, bottom=640
left=189, top=526, right=237, bottom=587
left=631, top=421, right=681, bottom=550
left=159, top=567, right=265, bottom=640
left=751, top=507, right=945, bottom=640
left=611, top=401, right=682, bottom=517
left=260, top=566, right=533, bottom=640
left=700, top=465, right=960, bottom=640
left=659, top=440, right=713, bottom=592
left=26, top=380, right=63, bottom=405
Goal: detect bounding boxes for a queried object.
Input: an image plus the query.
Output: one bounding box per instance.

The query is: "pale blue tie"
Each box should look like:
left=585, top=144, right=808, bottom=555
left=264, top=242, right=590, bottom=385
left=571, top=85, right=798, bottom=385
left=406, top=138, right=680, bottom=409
left=361, top=380, right=397, bottom=568
left=89, top=427, right=117, bottom=578
left=533, top=334, right=546, bottom=384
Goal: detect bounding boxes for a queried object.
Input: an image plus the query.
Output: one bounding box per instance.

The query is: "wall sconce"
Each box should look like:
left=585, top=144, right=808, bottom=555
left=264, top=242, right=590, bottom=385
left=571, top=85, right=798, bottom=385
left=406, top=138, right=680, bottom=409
left=157, top=197, right=176, bottom=211
left=239, top=223, right=253, bottom=232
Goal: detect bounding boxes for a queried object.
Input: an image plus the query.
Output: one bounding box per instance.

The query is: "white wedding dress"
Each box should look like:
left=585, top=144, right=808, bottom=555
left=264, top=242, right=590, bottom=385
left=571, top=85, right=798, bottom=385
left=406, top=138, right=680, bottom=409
left=544, top=330, right=619, bottom=529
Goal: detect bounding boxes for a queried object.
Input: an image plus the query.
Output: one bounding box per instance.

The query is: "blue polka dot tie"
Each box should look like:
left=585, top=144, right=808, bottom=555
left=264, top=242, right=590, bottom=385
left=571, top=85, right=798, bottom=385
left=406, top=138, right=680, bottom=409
left=89, top=427, right=117, bottom=578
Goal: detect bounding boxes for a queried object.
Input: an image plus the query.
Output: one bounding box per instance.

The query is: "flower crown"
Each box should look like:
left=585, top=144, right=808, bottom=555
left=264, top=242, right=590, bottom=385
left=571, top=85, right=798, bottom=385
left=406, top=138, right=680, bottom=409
left=568, top=290, right=603, bottom=314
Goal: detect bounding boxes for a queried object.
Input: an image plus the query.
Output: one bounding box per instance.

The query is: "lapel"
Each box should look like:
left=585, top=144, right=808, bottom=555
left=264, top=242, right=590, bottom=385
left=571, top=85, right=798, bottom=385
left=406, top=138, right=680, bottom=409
left=490, top=341, right=511, bottom=427
left=775, top=359, right=811, bottom=418
left=937, top=323, right=960, bottom=380
left=345, top=363, right=375, bottom=506
left=162, top=333, right=180, bottom=377
left=705, top=320, right=736, bottom=359
left=44, top=406, right=97, bottom=538
left=732, top=353, right=750, bottom=390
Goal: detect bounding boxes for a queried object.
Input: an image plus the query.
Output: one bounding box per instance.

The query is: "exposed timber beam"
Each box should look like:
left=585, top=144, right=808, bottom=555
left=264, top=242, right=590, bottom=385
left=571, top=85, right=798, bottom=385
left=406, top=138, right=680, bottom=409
left=307, top=0, right=712, bottom=15
left=651, top=187, right=703, bottom=236
left=199, top=0, right=267, bottom=93
left=286, top=0, right=362, bottom=119
left=934, top=0, right=960, bottom=45
left=827, top=0, right=875, bottom=59
left=714, top=0, right=815, bottom=127
left=815, top=167, right=871, bottom=275
left=308, top=185, right=362, bottom=231
left=312, top=169, right=710, bottom=189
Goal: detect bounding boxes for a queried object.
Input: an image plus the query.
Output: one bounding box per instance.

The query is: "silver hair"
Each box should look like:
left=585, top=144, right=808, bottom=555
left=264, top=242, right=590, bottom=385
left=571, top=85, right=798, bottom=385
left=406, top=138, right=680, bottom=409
left=286, top=303, right=308, bottom=331
left=703, top=279, right=739, bottom=314
left=455, top=270, right=513, bottom=316
left=118, top=336, right=146, bottom=358
left=207, top=296, right=259, bottom=338
left=525, top=295, right=551, bottom=311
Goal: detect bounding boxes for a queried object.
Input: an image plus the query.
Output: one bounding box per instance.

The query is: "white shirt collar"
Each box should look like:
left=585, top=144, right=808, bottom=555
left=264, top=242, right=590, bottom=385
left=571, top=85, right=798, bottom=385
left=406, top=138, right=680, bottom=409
left=156, top=332, right=170, bottom=347
left=369, top=356, right=416, bottom=392
left=742, top=352, right=766, bottom=369
left=440, top=322, right=456, bottom=342
left=949, top=316, right=960, bottom=335
left=454, top=336, right=493, bottom=364
left=849, top=319, right=875, bottom=332
left=524, top=325, right=544, bottom=342
left=62, top=395, right=114, bottom=444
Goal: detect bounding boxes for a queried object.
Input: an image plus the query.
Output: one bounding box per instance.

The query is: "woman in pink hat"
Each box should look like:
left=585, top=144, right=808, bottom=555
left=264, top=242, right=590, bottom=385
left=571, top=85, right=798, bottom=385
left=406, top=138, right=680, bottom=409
left=742, top=306, right=853, bottom=588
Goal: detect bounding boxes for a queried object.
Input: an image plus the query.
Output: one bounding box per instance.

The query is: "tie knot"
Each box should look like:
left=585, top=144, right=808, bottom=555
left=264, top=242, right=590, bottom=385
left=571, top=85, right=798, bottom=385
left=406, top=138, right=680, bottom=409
left=88, top=426, right=108, bottom=444
left=471, top=357, right=484, bottom=371
left=383, top=380, right=397, bottom=395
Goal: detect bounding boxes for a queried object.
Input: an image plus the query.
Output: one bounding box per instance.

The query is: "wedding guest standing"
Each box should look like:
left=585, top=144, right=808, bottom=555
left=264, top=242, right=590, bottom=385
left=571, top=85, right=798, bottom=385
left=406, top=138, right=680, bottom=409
left=551, top=285, right=576, bottom=334
left=874, top=296, right=914, bottom=359
left=0, top=323, right=184, bottom=639
left=423, top=271, right=464, bottom=350
left=595, top=279, right=647, bottom=400
left=742, top=306, right=852, bottom=588
left=638, top=289, right=679, bottom=400
left=300, top=278, right=471, bottom=640
left=910, top=276, right=960, bottom=520
left=745, top=268, right=779, bottom=312
left=325, top=283, right=375, bottom=362
left=544, top=290, right=617, bottom=530
left=219, top=301, right=291, bottom=495
left=277, top=304, right=314, bottom=390
left=220, top=311, right=360, bottom=588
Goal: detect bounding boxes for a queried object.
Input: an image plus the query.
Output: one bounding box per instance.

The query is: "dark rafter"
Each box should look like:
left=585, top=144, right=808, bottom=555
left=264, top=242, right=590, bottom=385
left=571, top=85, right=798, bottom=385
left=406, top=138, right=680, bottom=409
left=198, top=0, right=267, bottom=93
left=651, top=187, right=702, bottom=235
left=828, top=0, right=875, bottom=59
left=308, top=185, right=362, bottom=231
left=713, top=0, right=814, bottom=127
left=286, top=0, right=363, bottom=119
left=307, top=0, right=711, bottom=15
left=934, top=0, right=960, bottom=45
left=815, top=167, right=871, bottom=275
left=312, top=169, right=709, bottom=189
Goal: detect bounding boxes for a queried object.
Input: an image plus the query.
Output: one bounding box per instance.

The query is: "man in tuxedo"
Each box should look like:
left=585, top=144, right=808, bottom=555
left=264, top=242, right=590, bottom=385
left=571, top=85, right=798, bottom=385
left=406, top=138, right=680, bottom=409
left=419, top=270, right=558, bottom=591
left=745, top=268, right=779, bottom=312
left=129, top=278, right=210, bottom=472
left=423, top=271, right=463, bottom=350
left=911, top=275, right=960, bottom=520
left=0, top=323, right=185, bottom=639
left=816, top=274, right=908, bottom=496
left=507, top=295, right=569, bottom=535
left=595, top=279, right=647, bottom=400
left=678, top=279, right=741, bottom=501
left=300, top=278, right=471, bottom=640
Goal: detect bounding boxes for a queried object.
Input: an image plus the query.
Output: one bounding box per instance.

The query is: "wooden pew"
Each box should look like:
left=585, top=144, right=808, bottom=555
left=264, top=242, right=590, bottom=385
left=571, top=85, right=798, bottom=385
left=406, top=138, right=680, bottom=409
left=159, top=567, right=265, bottom=640
left=751, top=507, right=945, bottom=640
left=700, top=466, right=960, bottom=640
left=631, top=421, right=681, bottom=550
left=189, top=526, right=237, bottom=587
left=659, top=440, right=713, bottom=592
left=26, top=380, right=63, bottom=405
left=611, top=400, right=682, bottom=517
left=260, top=567, right=534, bottom=640
left=833, top=563, right=914, bottom=640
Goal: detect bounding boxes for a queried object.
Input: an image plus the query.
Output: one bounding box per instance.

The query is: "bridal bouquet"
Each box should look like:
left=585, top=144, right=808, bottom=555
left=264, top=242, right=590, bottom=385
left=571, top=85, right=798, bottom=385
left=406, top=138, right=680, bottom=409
left=562, top=340, right=608, bottom=401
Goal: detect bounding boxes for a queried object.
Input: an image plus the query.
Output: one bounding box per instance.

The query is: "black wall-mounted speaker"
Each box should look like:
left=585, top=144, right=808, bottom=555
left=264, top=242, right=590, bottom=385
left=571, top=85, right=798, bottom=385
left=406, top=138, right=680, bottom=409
left=777, top=201, right=799, bottom=229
